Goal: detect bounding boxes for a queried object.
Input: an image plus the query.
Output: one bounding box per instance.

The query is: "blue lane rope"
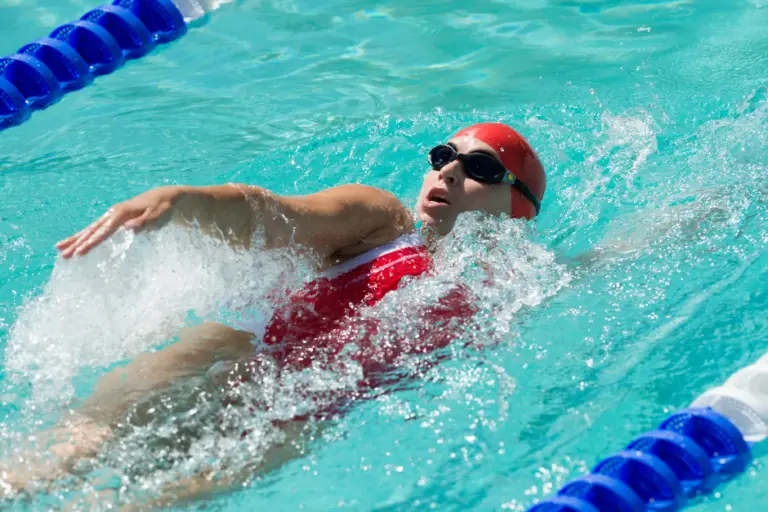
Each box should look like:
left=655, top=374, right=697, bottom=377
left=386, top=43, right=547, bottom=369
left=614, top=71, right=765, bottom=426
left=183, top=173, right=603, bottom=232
left=0, top=0, right=186, bottom=132
left=527, top=408, right=752, bottom=512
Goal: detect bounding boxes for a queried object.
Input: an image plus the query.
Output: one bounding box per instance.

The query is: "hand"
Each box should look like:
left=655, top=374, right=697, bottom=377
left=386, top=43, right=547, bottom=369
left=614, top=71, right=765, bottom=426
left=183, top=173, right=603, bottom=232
left=55, top=186, right=181, bottom=259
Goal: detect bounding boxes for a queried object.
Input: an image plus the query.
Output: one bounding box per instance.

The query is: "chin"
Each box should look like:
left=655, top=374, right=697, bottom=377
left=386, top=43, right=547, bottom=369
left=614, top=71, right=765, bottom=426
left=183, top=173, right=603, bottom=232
left=419, top=214, right=455, bottom=236
left=417, top=202, right=457, bottom=235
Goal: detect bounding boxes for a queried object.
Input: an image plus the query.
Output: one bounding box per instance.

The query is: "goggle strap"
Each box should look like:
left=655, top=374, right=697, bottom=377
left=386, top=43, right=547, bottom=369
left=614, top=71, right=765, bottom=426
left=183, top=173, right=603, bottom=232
left=511, top=178, right=541, bottom=215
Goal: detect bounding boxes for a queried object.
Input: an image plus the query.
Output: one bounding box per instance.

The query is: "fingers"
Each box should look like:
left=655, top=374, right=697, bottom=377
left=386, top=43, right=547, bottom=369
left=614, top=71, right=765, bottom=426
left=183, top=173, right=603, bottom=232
left=56, top=218, right=110, bottom=251
left=55, top=229, right=87, bottom=251
left=67, top=215, right=123, bottom=258
left=123, top=207, right=155, bottom=232
left=125, top=202, right=172, bottom=233
left=56, top=197, right=173, bottom=258
left=57, top=216, right=107, bottom=259
left=57, top=209, right=125, bottom=259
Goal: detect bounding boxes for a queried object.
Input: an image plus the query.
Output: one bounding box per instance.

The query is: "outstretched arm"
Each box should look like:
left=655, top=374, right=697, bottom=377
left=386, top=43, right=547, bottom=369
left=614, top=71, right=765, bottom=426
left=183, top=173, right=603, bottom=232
left=55, top=183, right=414, bottom=259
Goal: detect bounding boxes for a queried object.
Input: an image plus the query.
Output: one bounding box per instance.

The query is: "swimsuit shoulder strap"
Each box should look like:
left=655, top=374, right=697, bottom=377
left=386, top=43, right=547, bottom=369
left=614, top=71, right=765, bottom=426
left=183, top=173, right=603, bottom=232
left=321, top=232, right=424, bottom=280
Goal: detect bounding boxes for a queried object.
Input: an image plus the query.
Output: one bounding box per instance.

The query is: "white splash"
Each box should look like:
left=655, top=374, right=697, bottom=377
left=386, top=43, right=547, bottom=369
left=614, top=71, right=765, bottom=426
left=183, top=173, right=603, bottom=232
left=5, top=226, right=308, bottom=407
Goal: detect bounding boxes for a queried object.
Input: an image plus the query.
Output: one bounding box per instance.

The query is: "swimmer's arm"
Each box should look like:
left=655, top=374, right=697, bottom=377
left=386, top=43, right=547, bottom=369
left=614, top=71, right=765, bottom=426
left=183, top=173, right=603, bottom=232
left=57, top=183, right=413, bottom=258
left=174, top=183, right=415, bottom=254
left=250, top=184, right=415, bottom=255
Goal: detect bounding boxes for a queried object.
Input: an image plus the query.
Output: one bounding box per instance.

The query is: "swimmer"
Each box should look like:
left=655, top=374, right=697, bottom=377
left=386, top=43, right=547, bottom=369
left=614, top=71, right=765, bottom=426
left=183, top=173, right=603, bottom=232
left=0, top=123, right=546, bottom=507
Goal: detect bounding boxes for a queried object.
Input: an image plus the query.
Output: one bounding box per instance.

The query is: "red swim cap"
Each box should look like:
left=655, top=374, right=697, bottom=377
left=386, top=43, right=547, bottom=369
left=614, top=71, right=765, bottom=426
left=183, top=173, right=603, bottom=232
left=453, top=123, right=545, bottom=219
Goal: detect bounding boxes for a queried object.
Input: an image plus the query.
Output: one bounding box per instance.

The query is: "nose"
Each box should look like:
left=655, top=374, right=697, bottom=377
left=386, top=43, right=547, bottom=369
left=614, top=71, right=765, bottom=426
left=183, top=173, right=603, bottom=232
left=437, top=160, right=462, bottom=186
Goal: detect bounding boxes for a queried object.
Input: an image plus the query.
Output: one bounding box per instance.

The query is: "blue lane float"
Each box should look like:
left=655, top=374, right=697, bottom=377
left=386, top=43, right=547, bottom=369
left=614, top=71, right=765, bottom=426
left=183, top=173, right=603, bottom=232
left=528, top=407, right=752, bottom=512
left=0, top=0, right=187, bottom=131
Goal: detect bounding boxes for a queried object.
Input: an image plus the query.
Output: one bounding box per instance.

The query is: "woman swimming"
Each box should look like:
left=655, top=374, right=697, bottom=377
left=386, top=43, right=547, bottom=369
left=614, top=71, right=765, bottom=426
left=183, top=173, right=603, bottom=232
left=1, top=122, right=546, bottom=505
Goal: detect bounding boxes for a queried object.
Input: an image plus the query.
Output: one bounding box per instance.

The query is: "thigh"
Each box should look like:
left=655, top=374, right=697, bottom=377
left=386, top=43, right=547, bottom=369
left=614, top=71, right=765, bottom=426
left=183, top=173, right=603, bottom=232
left=79, top=322, right=255, bottom=425
left=108, top=322, right=255, bottom=386
left=171, top=322, right=257, bottom=366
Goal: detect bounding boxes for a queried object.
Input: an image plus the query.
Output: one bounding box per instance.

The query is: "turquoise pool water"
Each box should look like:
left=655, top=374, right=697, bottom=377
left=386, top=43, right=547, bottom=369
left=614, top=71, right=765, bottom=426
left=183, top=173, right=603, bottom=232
left=1, top=0, right=768, bottom=509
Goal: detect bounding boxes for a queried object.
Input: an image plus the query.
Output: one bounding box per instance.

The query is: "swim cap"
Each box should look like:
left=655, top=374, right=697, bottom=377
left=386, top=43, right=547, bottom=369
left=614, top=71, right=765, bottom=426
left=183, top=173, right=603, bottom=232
left=453, top=123, right=545, bottom=219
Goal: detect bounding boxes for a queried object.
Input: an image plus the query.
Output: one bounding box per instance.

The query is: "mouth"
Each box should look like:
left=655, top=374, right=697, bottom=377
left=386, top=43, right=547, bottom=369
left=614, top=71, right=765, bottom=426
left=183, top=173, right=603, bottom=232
left=425, top=189, right=451, bottom=206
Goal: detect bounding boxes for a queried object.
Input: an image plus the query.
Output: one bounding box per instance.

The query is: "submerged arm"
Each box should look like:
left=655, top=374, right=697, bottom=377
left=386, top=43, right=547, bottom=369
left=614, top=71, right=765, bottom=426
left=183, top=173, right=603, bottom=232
left=56, top=183, right=414, bottom=258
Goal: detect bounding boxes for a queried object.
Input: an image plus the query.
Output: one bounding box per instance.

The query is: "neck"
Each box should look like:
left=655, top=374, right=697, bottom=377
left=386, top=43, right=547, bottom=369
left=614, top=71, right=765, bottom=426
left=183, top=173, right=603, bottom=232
left=418, top=223, right=442, bottom=253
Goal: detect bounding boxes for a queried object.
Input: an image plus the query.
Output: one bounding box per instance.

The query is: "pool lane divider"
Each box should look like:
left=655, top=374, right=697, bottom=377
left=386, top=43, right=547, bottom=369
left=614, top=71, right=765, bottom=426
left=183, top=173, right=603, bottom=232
left=526, top=353, right=768, bottom=511
left=0, top=0, right=187, bottom=132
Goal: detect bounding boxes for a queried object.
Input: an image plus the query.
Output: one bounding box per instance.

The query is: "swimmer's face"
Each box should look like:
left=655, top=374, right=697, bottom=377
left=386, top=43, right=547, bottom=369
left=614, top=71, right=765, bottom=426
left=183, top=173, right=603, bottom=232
left=417, top=136, right=512, bottom=235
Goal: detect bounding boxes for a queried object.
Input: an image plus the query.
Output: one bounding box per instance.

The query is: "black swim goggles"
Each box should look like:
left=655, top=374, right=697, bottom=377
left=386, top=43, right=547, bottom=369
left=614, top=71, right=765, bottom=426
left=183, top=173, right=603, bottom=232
left=427, top=143, right=541, bottom=214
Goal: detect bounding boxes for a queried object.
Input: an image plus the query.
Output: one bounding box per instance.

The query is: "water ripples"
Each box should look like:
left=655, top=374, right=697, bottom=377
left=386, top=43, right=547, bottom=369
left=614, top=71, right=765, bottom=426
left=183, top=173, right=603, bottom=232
left=1, top=0, right=768, bottom=509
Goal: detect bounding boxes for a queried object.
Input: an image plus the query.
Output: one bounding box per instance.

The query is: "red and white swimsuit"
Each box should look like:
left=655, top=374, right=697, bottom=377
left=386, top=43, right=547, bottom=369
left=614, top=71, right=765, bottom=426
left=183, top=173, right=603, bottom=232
left=252, top=233, right=475, bottom=373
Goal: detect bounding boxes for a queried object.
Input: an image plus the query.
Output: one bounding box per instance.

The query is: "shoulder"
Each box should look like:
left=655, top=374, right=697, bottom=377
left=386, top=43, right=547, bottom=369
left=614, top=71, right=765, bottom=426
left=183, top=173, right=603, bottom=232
left=309, top=184, right=416, bottom=260
left=266, top=183, right=415, bottom=258
left=304, top=184, right=411, bottom=222
left=314, top=184, right=402, bottom=205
